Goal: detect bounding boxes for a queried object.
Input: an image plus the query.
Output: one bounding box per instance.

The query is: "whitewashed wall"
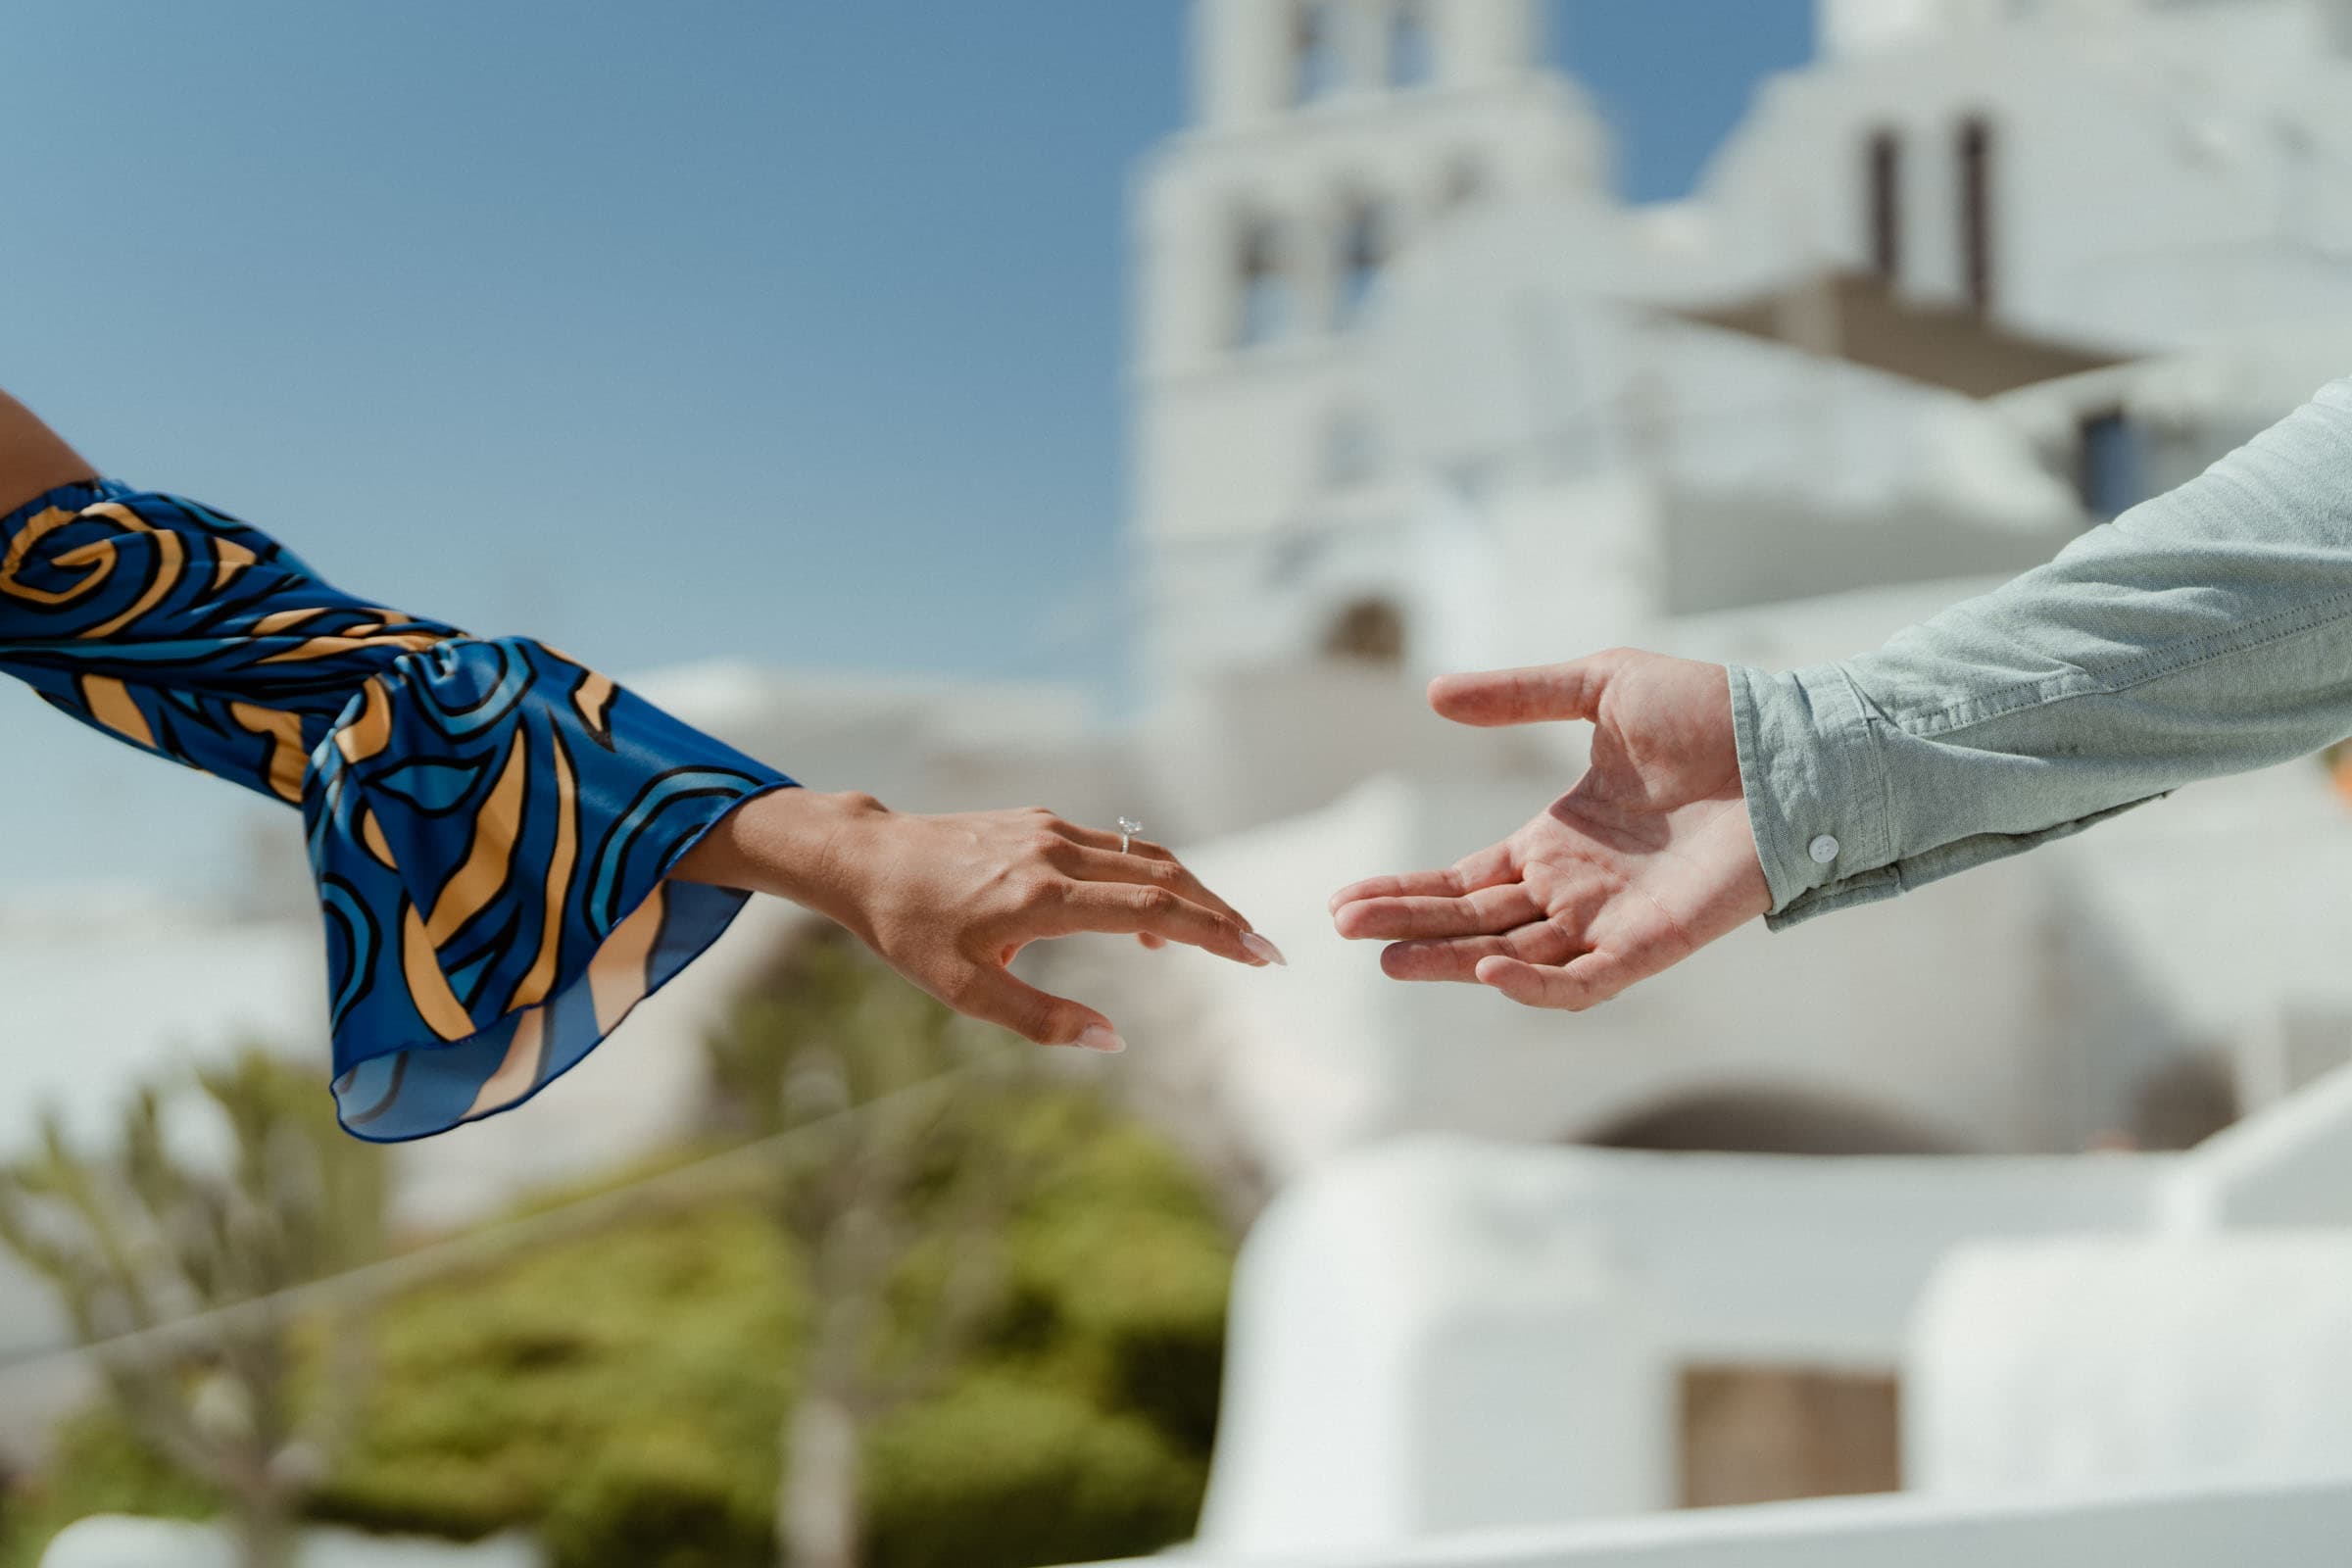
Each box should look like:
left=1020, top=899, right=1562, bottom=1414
left=1193, top=1058, right=2352, bottom=1560
left=1199, top=1142, right=1674, bottom=1552
left=1909, top=1234, right=2352, bottom=1494
left=1199, top=1135, right=2166, bottom=1552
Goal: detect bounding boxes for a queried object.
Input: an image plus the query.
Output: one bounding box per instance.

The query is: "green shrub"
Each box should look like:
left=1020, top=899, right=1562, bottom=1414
left=307, top=1089, right=1226, bottom=1568
left=862, top=1374, right=1205, bottom=1568
left=538, top=1424, right=775, bottom=1568
left=10, top=1039, right=1235, bottom=1568
left=310, top=1204, right=799, bottom=1550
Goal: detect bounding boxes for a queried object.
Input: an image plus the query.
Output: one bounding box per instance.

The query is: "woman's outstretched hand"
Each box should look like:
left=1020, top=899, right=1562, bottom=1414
left=1329, top=649, right=1773, bottom=1010
left=676, top=791, right=1283, bottom=1052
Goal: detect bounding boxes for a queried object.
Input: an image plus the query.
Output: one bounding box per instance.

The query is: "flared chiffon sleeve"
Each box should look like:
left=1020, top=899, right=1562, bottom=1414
left=0, top=479, right=794, bottom=1140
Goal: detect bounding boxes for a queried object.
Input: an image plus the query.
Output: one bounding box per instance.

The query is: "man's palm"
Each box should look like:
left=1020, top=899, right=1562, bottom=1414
left=1330, top=650, right=1774, bottom=1010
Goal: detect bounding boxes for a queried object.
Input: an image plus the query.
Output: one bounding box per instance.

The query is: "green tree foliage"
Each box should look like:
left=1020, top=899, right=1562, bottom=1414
left=305, top=1111, right=1231, bottom=1568
left=710, top=931, right=1090, bottom=1568
left=3, top=944, right=1235, bottom=1568
left=0, top=1049, right=387, bottom=1568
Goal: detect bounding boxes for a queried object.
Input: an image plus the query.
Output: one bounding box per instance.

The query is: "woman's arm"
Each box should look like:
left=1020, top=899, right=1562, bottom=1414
left=675, top=788, right=1279, bottom=1050
left=0, top=391, right=1276, bottom=1138
left=0, top=388, right=99, bottom=502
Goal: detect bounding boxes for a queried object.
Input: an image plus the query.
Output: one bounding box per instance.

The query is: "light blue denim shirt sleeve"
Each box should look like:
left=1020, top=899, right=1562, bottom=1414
left=1731, top=375, right=2352, bottom=930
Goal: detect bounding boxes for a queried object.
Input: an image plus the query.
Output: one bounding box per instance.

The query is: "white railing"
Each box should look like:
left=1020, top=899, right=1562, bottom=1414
left=1073, top=1474, right=2352, bottom=1568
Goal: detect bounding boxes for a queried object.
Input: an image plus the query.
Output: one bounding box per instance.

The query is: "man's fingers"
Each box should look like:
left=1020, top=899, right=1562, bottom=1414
left=1328, top=869, right=1456, bottom=912
left=1329, top=844, right=1513, bottom=914
left=1333, top=882, right=1542, bottom=942
left=1473, top=952, right=1635, bottom=1011
left=1429, top=657, right=1614, bottom=729
left=950, top=966, right=1124, bottom=1052
left=1379, top=922, right=1583, bottom=982
left=1377, top=877, right=1612, bottom=976
left=1023, top=882, right=1273, bottom=967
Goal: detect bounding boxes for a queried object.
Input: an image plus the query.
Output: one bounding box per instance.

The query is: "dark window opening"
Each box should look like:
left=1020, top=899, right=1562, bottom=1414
left=1236, top=219, right=1294, bottom=348
left=1336, top=199, right=1393, bottom=325
left=1681, top=1366, right=1903, bottom=1510
left=1389, top=1, right=1436, bottom=87
left=1584, top=1088, right=1968, bottom=1156
left=1295, top=2, right=1345, bottom=104
left=1322, top=598, right=1407, bottom=664
left=2077, top=408, right=2144, bottom=521
left=1958, top=115, right=1995, bottom=312
left=1866, top=128, right=1903, bottom=281
left=2125, top=1051, right=2239, bottom=1152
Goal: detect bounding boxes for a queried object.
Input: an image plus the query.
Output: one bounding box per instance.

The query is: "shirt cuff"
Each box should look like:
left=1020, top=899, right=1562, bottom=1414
left=1728, top=661, right=1897, bottom=927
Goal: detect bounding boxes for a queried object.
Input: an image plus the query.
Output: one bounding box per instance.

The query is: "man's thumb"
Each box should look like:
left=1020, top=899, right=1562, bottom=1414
left=1429, top=655, right=1618, bottom=728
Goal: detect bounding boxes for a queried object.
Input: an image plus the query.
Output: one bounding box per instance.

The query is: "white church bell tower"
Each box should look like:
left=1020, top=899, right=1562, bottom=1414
left=1130, top=0, right=1609, bottom=696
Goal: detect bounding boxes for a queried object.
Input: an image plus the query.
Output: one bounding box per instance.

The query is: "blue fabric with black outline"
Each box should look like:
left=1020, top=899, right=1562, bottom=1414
left=0, top=478, right=792, bottom=1140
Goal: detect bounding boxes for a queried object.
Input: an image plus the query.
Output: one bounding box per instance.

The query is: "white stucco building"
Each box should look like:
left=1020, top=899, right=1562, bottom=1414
left=1089, top=0, right=2352, bottom=1182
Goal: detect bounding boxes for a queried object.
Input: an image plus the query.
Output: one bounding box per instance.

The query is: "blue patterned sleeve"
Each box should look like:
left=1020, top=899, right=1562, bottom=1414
left=0, top=479, right=794, bottom=1140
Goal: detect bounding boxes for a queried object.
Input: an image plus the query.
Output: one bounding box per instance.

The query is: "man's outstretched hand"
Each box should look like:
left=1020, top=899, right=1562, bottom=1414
left=1329, top=649, right=1775, bottom=1010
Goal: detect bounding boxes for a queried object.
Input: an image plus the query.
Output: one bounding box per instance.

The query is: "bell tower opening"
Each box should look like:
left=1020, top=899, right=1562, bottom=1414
left=1234, top=215, right=1297, bottom=349
left=1293, top=2, right=1348, bottom=104
left=1335, top=195, right=1395, bottom=327
left=1864, top=127, right=1903, bottom=282
left=1957, top=113, right=1996, bottom=313
left=1388, top=1, right=1437, bottom=87
left=1140, top=0, right=1597, bottom=697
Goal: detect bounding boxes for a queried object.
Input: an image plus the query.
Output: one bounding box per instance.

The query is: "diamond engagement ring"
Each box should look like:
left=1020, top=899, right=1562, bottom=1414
left=1117, top=815, right=1144, bottom=855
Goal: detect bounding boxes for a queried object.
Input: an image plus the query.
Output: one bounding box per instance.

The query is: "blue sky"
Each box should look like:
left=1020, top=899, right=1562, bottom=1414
left=0, top=0, right=1811, bottom=897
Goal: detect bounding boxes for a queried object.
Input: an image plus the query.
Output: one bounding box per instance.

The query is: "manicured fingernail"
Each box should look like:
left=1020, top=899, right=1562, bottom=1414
left=1242, top=933, right=1288, bottom=967
left=1076, top=1025, right=1127, bottom=1054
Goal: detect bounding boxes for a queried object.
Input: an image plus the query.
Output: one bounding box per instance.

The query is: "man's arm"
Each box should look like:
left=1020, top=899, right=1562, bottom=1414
left=1334, top=377, right=2352, bottom=1007
left=1745, top=376, right=2352, bottom=925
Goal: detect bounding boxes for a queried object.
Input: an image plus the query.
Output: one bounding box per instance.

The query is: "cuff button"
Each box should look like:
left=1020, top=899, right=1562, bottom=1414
left=1808, top=834, right=1841, bottom=865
